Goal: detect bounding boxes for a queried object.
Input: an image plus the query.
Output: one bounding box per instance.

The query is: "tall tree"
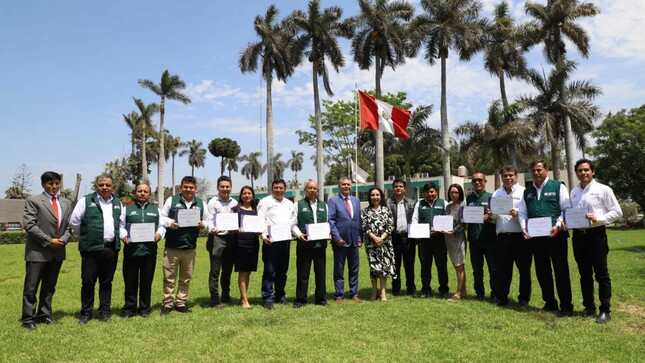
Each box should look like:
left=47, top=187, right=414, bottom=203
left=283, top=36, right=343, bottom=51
left=289, top=0, right=353, bottom=199
left=408, top=0, right=486, bottom=194
left=5, top=164, right=33, bottom=199
left=165, top=133, right=184, bottom=195
left=132, top=97, right=159, bottom=183
left=241, top=152, right=265, bottom=190
left=138, top=70, right=192, bottom=203
left=225, top=156, right=242, bottom=179
left=122, top=111, right=141, bottom=156
left=240, top=5, right=297, bottom=188
left=287, top=150, right=304, bottom=185
left=269, top=152, right=288, bottom=180
left=179, top=139, right=207, bottom=177
left=524, top=0, right=600, bottom=188
left=208, top=137, right=242, bottom=176
left=352, top=0, right=414, bottom=191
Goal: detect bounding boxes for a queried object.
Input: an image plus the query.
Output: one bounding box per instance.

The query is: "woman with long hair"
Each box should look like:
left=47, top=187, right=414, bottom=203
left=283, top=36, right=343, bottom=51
left=443, top=183, right=467, bottom=300
left=232, top=186, right=260, bottom=308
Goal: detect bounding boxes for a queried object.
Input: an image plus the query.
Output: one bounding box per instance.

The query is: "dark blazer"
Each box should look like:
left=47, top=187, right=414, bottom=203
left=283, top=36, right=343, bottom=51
left=23, top=193, right=72, bottom=262
left=385, top=195, right=415, bottom=229
left=328, top=194, right=362, bottom=247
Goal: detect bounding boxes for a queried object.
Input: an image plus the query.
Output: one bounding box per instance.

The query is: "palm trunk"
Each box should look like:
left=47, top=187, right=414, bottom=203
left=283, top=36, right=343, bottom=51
left=266, top=79, right=274, bottom=187
left=313, top=61, right=324, bottom=201
left=171, top=154, right=176, bottom=195
left=220, top=157, right=226, bottom=177
left=141, top=127, right=148, bottom=183
left=554, top=31, right=576, bottom=189
left=499, top=72, right=517, bottom=166
left=440, top=55, right=452, bottom=197
left=374, top=56, right=384, bottom=191
left=550, top=138, right=560, bottom=181
left=157, top=97, right=166, bottom=204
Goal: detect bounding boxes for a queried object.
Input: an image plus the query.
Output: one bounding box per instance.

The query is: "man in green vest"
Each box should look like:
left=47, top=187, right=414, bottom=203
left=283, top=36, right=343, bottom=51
left=292, top=180, right=329, bottom=308
left=70, top=174, right=125, bottom=324
left=119, top=183, right=169, bottom=318
left=160, top=176, right=205, bottom=315
left=519, top=160, right=573, bottom=316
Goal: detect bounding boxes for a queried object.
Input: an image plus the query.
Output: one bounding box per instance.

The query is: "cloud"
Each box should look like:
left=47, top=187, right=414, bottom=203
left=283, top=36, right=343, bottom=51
left=588, top=0, right=645, bottom=63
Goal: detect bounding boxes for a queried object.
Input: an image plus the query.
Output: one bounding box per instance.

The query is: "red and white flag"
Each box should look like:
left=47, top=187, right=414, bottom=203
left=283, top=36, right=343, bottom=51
left=358, top=90, right=411, bottom=139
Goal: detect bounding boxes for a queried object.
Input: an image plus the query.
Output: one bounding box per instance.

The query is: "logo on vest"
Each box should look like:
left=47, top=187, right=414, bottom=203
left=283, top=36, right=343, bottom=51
left=129, top=211, right=138, bottom=215
left=146, top=213, right=158, bottom=217
left=544, top=192, right=556, bottom=197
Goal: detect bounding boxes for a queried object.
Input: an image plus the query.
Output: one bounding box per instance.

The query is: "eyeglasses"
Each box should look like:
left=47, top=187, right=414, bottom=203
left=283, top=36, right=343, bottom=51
left=471, top=179, right=484, bottom=183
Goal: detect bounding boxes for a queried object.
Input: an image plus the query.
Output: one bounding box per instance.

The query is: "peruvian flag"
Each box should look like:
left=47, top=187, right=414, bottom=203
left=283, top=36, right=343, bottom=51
left=358, top=90, right=411, bottom=139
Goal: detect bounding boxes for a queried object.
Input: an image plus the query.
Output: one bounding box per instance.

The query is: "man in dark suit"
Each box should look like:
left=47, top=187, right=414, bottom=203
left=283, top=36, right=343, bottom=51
left=328, top=177, right=362, bottom=303
left=21, top=171, right=72, bottom=330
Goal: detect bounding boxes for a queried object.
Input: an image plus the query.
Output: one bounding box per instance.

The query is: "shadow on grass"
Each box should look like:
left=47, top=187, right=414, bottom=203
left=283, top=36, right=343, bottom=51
left=614, top=245, right=645, bottom=254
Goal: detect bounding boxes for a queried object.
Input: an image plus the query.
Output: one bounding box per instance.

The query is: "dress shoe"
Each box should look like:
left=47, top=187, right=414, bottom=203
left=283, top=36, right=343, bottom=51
left=392, top=291, right=401, bottom=297
left=315, top=300, right=328, bottom=306
left=423, top=291, right=433, bottom=298
left=221, top=296, right=231, bottom=304
left=334, top=298, right=343, bottom=304
left=518, top=299, right=529, bottom=307
left=22, top=322, right=37, bottom=330
left=583, top=307, right=597, bottom=316
left=78, top=315, right=92, bottom=324
left=475, top=294, right=485, bottom=301
left=558, top=310, right=574, bottom=317
left=351, top=296, right=362, bottom=304
left=596, top=312, right=611, bottom=324
left=293, top=302, right=304, bottom=309
left=38, top=317, right=59, bottom=325
left=542, top=303, right=559, bottom=312
left=277, top=298, right=290, bottom=306
left=160, top=306, right=172, bottom=315
left=211, top=303, right=224, bottom=310
left=407, top=290, right=417, bottom=296
left=175, top=306, right=192, bottom=313
left=438, top=292, right=448, bottom=299
left=139, top=311, right=150, bottom=318
left=263, top=302, right=275, bottom=310
left=120, top=311, right=135, bottom=318
left=99, top=313, right=111, bottom=322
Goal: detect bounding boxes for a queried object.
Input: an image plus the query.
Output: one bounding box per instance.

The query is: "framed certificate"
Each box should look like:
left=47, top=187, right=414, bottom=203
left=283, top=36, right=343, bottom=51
left=306, top=223, right=331, bottom=240
left=241, top=215, right=264, bottom=233
left=268, top=224, right=293, bottom=242
left=215, top=213, right=239, bottom=231
left=432, top=215, right=453, bottom=232
left=128, top=223, right=156, bottom=243
left=489, top=196, right=514, bottom=215
left=462, top=206, right=484, bottom=224
left=176, top=208, right=200, bottom=227
left=527, top=217, right=552, bottom=237
left=565, top=207, right=590, bottom=229
left=408, top=223, right=430, bottom=239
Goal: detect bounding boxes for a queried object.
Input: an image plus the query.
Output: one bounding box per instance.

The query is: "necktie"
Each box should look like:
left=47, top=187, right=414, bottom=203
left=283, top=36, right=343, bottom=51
left=345, top=197, right=352, bottom=218
left=51, top=196, right=60, bottom=234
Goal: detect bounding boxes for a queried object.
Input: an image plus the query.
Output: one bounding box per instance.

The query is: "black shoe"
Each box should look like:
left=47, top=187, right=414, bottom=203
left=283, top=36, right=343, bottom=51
left=476, top=294, right=485, bottom=301
left=99, top=313, right=111, bottom=322
left=78, top=315, right=92, bottom=324
left=211, top=304, right=224, bottom=309
left=596, top=312, right=611, bottom=324
left=277, top=298, right=290, bottom=305
left=495, top=298, right=509, bottom=307
left=221, top=295, right=231, bottom=304
left=583, top=307, right=597, bottom=316
left=38, top=317, right=59, bottom=325
left=518, top=299, right=529, bottom=307
left=315, top=300, right=328, bottom=306
left=139, top=311, right=150, bottom=318
left=120, top=310, right=135, bottom=319
left=558, top=310, right=573, bottom=317
left=293, top=302, right=304, bottom=309
left=422, top=290, right=432, bottom=298
left=263, top=302, right=275, bottom=310
left=160, top=306, right=172, bottom=315
left=392, top=290, right=401, bottom=296
left=490, top=296, right=500, bottom=304
left=438, top=292, right=448, bottom=299
left=542, top=303, right=559, bottom=312
left=175, top=306, right=192, bottom=313
left=22, top=322, right=37, bottom=330
left=406, top=290, right=417, bottom=296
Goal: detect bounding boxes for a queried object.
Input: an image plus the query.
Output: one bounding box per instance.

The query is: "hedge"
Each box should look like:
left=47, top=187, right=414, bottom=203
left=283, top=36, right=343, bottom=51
left=0, top=231, right=79, bottom=245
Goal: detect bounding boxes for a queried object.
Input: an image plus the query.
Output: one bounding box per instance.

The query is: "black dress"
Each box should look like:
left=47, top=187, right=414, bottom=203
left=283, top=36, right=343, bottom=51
left=233, top=206, right=261, bottom=272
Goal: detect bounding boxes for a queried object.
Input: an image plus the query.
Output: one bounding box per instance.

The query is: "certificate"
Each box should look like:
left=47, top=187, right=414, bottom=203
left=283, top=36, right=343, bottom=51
left=176, top=208, right=200, bottom=227
left=489, top=196, right=514, bottom=215
left=241, top=215, right=264, bottom=233
left=128, top=223, right=156, bottom=243
left=565, top=207, right=590, bottom=229
left=268, top=224, right=293, bottom=242
left=215, top=213, right=239, bottom=231
left=462, top=206, right=484, bottom=224
left=306, top=223, right=331, bottom=241
left=408, top=223, right=430, bottom=239
left=432, top=215, right=453, bottom=232
left=527, top=217, right=553, bottom=237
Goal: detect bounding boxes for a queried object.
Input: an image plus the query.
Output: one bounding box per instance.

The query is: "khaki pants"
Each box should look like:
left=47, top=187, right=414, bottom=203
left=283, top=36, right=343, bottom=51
left=162, top=248, right=196, bottom=308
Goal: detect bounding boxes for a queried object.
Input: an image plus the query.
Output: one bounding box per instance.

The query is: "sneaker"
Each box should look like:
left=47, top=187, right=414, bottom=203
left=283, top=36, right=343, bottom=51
left=595, top=312, right=611, bottom=324
left=175, top=306, right=192, bottom=313
left=160, top=306, right=172, bottom=315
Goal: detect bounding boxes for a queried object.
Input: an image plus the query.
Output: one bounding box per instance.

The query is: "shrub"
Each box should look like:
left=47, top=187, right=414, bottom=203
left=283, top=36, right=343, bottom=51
left=0, top=231, right=26, bottom=245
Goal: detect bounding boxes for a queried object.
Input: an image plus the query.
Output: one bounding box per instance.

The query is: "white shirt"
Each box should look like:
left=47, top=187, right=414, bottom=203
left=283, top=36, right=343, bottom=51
left=204, top=194, right=239, bottom=235
left=518, top=177, right=570, bottom=233
left=492, top=183, right=525, bottom=234
left=395, top=198, right=407, bottom=233
left=411, top=198, right=439, bottom=224
left=161, top=196, right=200, bottom=221
left=44, top=191, right=62, bottom=230
left=570, top=179, right=623, bottom=228
left=119, top=201, right=170, bottom=239
left=292, top=198, right=331, bottom=239
left=256, top=195, right=297, bottom=240
left=70, top=193, right=125, bottom=242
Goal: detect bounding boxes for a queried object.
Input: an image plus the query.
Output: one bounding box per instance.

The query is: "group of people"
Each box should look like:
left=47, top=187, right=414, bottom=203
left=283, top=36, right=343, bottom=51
left=20, top=157, right=621, bottom=330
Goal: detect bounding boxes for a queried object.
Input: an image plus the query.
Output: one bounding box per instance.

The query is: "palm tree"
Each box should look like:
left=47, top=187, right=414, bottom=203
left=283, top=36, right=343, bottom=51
left=289, top=0, right=353, bottom=199
left=239, top=5, right=297, bottom=189
left=352, top=0, right=414, bottom=191
left=391, top=104, right=443, bottom=177
left=133, top=98, right=159, bottom=183
left=225, top=156, right=242, bottom=179
left=408, top=0, right=486, bottom=194
left=179, top=139, right=207, bottom=177
left=138, top=70, right=192, bottom=203
left=122, top=111, right=141, bottom=156
left=517, top=61, right=602, bottom=181
left=241, top=152, right=266, bottom=190
left=166, top=134, right=184, bottom=195
left=455, top=100, right=537, bottom=188
left=269, top=152, right=288, bottom=180
left=524, top=0, right=600, bottom=188
left=287, top=150, right=304, bottom=185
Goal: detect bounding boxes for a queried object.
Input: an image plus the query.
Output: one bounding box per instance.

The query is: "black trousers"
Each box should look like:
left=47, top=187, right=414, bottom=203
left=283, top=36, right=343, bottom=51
left=80, top=244, right=118, bottom=316
left=208, top=235, right=235, bottom=305
left=22, top=260, right=63, bottom=324
left=391, top=233, right=416, bottom=295
left=418, top=234, right=448, bottom=294
left=572, top=227, right=611, bottom=313
left=261, top=242, right=291, bottom=302
left=122, top=254, right=156, bottom=314
left=496, top=232, right=532, bottom=303
left=532, top=233, right=573, bottom=311
left=295, top=247, right=326, bottom=304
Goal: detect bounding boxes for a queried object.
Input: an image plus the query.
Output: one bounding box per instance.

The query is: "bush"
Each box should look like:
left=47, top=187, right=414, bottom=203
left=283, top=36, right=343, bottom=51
left=0, top=231, right=26, bottom=245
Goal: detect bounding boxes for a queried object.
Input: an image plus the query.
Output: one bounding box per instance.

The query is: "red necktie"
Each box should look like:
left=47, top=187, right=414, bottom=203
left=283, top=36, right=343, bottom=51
left=51, top=196, right=60, bottom=234
left=345, top=197, right=352, bottom=218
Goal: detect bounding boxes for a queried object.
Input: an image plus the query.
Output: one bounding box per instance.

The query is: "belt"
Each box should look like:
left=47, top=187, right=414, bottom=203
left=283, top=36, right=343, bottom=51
left=395, top=231, right=407, bottom=236
left=573, top=226, right=606, bottom=235
left=497, top=232, right=522, bottom=236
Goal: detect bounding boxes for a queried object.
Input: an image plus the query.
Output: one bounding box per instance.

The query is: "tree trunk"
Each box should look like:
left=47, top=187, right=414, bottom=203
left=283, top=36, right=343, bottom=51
left=550, top=138, right=560, bottom=181
left=141, top=127, right=148, bottom=183
left=72, top=173, right=82, bottom=207
left=157, top=97, right=166, bottom=204
left=266, top=79, right=274, bottom=187
left=313, top=61, right=324, bottom=201
left=374, top=56, right=384, bottom=191
left=499, top=72, right=517, bottom=166
left=440, top=56, right=452, bottom=196
left=554, top=30, right=576, bottom=189
left=171, top=155, right=176, bottom=195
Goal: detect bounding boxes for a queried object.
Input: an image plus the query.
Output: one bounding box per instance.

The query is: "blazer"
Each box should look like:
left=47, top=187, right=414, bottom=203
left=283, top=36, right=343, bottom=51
left=22, top=193, right=72, bottom=262
left=328, top=193, right=362, bottom=247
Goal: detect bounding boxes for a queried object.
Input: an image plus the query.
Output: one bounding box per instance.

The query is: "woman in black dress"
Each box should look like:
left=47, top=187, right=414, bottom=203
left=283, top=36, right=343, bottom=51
left=232, top=186, right=261, bottom=308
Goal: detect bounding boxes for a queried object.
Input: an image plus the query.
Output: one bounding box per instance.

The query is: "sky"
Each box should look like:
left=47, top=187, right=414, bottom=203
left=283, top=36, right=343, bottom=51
left=2, top=0, right=644, bottom=197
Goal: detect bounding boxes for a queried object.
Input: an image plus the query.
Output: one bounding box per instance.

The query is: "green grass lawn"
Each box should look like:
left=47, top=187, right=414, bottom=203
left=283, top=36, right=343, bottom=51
left=1, top=229, right=643, bottom=362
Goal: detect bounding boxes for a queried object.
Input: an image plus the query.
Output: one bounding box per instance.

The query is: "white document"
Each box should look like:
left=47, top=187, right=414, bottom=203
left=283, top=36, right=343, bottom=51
left=462, top=206, right=484, bottom=224
left=432, top=215, right=454, bottom=232
left=241, top=215, right=264, bottom=233
left=565, top=207, right=590, bottom=229
left=490, top=196, right=514, bottom=215
left=215, top=213, right=239, bottom=231
left=527, top=217, right=553, bottom=237
left=408, top=223, right=430, bottom=239
left=129, top=223, right=156, bottom=243
left=306, top=223, right=331, bottom=240
left=176, top=208, right=200, bottom=227
left=268, top=224, right=293, bottom=242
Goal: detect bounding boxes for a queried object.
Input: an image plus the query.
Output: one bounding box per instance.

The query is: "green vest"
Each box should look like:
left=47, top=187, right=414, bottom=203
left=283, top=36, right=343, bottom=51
left=78, top=193, right=122, bottom=252
left=523, top=179, right=562, bottom=226
left=466, top=191, right=496, bottom=242
left=164, top=194, right=204, bottom=249
left=124, top=202, right=159, bottom=257
left=296, top=198, right=328, bottom=249
left=417, top=198, right=446, bottom=228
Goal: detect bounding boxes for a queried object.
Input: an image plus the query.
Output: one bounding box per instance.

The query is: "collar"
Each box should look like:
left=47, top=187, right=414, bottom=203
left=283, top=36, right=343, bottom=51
left=95, top=192, right=113, bottom=203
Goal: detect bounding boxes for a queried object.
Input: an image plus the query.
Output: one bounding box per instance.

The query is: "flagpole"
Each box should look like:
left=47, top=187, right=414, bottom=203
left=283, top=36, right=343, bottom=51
left=354, top=85, right=359, bottom=198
